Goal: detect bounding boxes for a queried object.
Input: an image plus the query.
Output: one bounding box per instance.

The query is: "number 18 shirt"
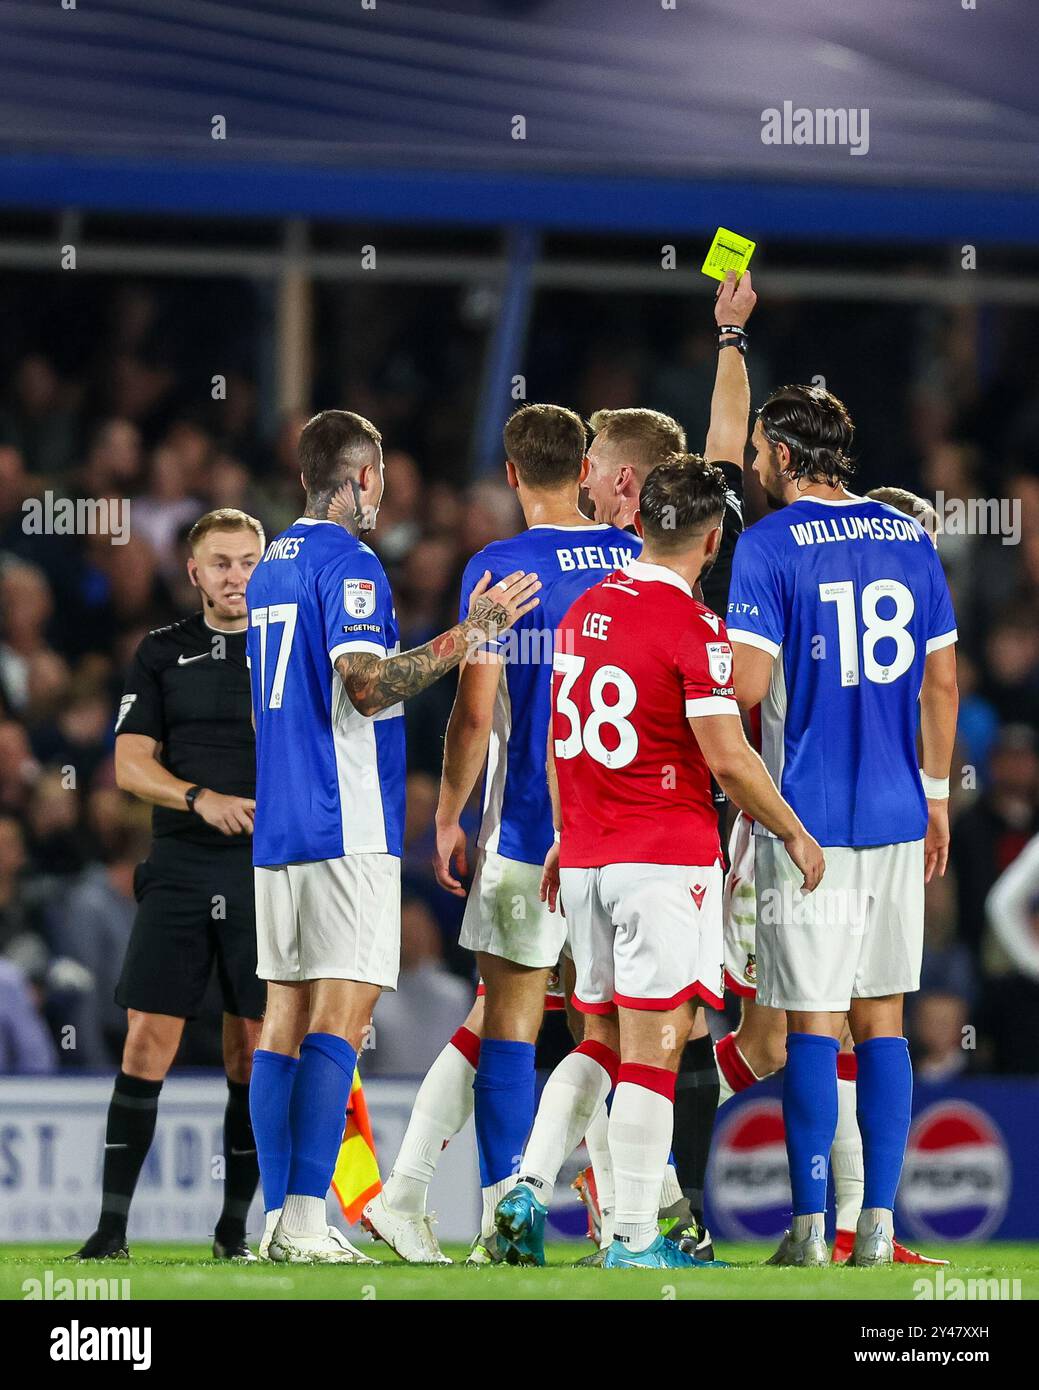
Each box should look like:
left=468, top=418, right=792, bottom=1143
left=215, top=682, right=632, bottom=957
left=552, top=559, right=739, bottom=869
left=726, top=496, right=957, bottom=848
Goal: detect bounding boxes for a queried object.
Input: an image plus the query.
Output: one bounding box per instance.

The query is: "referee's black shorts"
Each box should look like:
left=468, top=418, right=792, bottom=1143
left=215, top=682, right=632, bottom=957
left=116, top=838, right=264, bottom=1021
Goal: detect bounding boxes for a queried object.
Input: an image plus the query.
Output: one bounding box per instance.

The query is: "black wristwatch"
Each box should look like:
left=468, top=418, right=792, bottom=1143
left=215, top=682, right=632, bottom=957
left=185, top=785, right=204, bottom=814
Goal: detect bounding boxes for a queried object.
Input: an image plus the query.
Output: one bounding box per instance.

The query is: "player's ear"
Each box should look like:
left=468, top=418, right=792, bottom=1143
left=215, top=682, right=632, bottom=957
left=775, top=442, right=792, bottom=477
left=186, top=555, right=199, bottom=589
left=706, top=523, right=722, bottom=558
left=633, top=509, right=645, bottom=539
left=579, top=455, right=590, bottom=485
left=505, top=459, right=519, bottom=491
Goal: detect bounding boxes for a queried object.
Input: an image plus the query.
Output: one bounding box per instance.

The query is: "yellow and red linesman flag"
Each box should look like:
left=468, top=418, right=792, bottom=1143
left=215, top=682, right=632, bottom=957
left=330, top=1068, right=382, bottom=1225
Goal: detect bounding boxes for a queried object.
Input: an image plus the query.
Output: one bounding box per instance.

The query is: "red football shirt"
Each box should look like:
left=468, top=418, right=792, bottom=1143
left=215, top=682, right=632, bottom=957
left=553, top=559, right=738, bottom=868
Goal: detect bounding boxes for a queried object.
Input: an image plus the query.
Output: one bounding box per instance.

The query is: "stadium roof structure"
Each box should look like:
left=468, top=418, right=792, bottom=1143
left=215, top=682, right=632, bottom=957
left=1, top=0, right=1037, bottom=241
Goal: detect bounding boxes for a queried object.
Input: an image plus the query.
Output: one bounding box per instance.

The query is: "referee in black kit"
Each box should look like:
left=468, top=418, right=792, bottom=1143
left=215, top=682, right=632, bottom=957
left=75, top=508, right=266, bottom=1262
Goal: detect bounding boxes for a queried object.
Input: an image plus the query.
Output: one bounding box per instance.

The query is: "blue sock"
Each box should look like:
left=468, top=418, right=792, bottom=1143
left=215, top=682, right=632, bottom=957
left=285, top=1033, right=356, bottom=1199
left=249, top=1049, right=299, bottom=1212
left=783, top=1033, right=840, bottom=1217
left=474, top=1038, right=536, bottom=1187
left=855, top=1036, right=913, bottom=1212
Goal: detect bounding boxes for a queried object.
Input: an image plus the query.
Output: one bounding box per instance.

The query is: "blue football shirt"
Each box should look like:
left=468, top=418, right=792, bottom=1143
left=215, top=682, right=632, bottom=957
left=458, top=523, right=641, bottom=865
left=726, top=497, right=957, bottom=848
left=246, top=518, right=405, bottom=866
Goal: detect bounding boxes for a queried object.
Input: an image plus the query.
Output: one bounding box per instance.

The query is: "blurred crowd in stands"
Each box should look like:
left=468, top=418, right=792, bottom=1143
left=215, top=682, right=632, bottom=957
left=1, top=273, right=1038, bottom=1077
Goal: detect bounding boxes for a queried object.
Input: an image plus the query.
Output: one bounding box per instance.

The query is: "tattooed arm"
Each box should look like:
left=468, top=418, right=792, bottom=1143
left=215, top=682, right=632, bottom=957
left=335, top=569, right=541, bottom=718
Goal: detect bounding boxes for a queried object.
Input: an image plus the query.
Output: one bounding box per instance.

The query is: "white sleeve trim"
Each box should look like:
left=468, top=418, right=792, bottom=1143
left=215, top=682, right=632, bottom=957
left=329, top=639, right=385, bottom=663
left=686, top=696, right=741, bottom=718
left=925, top=628, right=958, bottom=654
left=726, top=628, right=781, bottom=658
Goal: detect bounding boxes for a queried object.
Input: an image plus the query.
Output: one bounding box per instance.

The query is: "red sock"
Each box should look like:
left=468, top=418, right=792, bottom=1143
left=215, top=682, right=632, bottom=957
left=716, top=1031, right=758, bottom=1094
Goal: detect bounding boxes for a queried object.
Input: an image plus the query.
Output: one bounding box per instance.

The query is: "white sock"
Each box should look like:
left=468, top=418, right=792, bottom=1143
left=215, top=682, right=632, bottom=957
left=600, top=1207, right=615, bottom=1248
left=280, top=1193, right=326, bottom=1238
left=481, top=1176, right=515, bottom=1240
left=792, top=1212, right=824, bottom=1241
left=584, top=1103, right=615, bottom=1246
left=518, top=1046, right=615, bottom=1209
left=610, top=1075, right=674, bottom=1255
left=659, top=1162, right=683, bottom=1211
left=857, top=1206, right=894, bottom=1239
left=715, top=1033, right=765, bottom=1110
left=382, top=1034, right=477, bottom=1216
left=832, top=1076, right=864, bottom=1233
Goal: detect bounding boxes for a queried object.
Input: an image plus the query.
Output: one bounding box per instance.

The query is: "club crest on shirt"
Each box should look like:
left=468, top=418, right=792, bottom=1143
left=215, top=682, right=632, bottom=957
left=706, top=641, right=733, bottom=686
left=343, top=578, right=376, bottom=618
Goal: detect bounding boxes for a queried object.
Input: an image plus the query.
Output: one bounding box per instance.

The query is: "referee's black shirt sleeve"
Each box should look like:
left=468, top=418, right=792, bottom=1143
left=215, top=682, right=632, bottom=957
left=116, top=644, right=166, bottom=741
left=702, top=459, right=745, bottom=618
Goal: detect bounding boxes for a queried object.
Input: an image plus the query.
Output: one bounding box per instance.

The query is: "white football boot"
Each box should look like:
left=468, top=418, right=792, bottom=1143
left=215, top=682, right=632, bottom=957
left=362, top=1193, right=451, bottom=1264
left=269, top=1220, right=380, bottom=1265
left=850, top=1208, right=895, bottom=1267
left=766, top=1216, right=828, bottom=1267
left=258, top=1208, right=281, bottom=1262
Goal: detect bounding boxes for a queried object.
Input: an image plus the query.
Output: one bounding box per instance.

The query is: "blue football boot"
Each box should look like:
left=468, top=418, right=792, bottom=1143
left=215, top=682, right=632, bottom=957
left=603, top=1234, right=730, bottom=1270
left=494, top=1185, right=548, bottom=1267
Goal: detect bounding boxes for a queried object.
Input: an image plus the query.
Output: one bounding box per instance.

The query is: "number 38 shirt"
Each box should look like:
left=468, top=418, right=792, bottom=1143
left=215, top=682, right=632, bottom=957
left=726, top=496, right=957, bottom=849
left=552, top=559, right=738, bottom=870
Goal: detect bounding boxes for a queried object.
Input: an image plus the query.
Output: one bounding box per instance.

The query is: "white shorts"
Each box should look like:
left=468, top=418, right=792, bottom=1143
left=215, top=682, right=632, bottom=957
left=460, top=848, right=567, bottom=969
left=255, top=853, right=401, bottom=987
left=559, top=862, right=724, bottom=1014
left=754, top=836, right=925, bottom=1011
left=723, top=811, right=758, bottom=999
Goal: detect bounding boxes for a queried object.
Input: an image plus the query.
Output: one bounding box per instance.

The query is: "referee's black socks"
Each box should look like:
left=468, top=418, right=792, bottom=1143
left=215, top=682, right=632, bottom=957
left=215, top=1078, right=259, bottom=1245
left=97, top=1071, right=164, bottom=1237
left=672, top=1033, right=721, bottom=1223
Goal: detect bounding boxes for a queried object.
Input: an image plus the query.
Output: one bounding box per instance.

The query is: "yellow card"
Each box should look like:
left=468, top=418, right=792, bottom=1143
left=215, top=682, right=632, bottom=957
left=701, top=227, right=756, bottom=281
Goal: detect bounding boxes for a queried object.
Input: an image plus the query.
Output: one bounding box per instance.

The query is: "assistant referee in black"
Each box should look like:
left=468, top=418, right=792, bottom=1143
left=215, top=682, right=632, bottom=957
left=75, top=508, right=266, bottom=1261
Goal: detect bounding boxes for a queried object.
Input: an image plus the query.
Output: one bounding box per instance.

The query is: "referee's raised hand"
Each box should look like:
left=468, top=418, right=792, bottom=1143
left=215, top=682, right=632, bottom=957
left=194, top=790, right=257, bottom=836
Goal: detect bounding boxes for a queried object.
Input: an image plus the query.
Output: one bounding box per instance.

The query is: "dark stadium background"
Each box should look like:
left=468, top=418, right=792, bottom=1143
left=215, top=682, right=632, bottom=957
left=0, top=2, right=1037, bottom=1251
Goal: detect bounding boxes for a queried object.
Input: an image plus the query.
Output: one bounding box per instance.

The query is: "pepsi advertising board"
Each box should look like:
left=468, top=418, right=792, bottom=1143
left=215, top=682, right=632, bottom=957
left=705, top=1079, right=1038, bottom=1243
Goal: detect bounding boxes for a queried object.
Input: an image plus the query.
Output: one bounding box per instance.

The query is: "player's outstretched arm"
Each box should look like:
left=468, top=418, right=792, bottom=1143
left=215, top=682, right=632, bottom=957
left=919, top=643, right=958, bottom=883
left=691, top=710, right=824, bottom=892
left=336, top=569, right=541, bottom=718
left=705, top=269, right=756, bottom=464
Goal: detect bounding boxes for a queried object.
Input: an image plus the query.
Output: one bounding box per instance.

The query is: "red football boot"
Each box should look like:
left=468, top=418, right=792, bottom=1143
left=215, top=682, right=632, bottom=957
left=571, top=1165, right=601, bottom=1245
left=832, top=1228, right=949, bottom=1265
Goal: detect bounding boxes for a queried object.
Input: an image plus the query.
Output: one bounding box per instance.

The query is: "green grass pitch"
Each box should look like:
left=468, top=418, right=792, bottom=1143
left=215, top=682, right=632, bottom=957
left=2, top=1241, right=1036, bottom=1301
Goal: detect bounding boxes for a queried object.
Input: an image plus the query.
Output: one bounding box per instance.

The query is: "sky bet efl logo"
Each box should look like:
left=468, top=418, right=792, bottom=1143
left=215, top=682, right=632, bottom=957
left=707, top=1099, right=791, bottom=1240
left=897, top=1102, right=1010, bottom=1242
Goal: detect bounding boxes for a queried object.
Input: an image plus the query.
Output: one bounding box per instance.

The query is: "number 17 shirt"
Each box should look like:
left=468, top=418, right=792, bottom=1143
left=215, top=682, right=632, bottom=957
left=552, top=559, right=739, bottom=869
